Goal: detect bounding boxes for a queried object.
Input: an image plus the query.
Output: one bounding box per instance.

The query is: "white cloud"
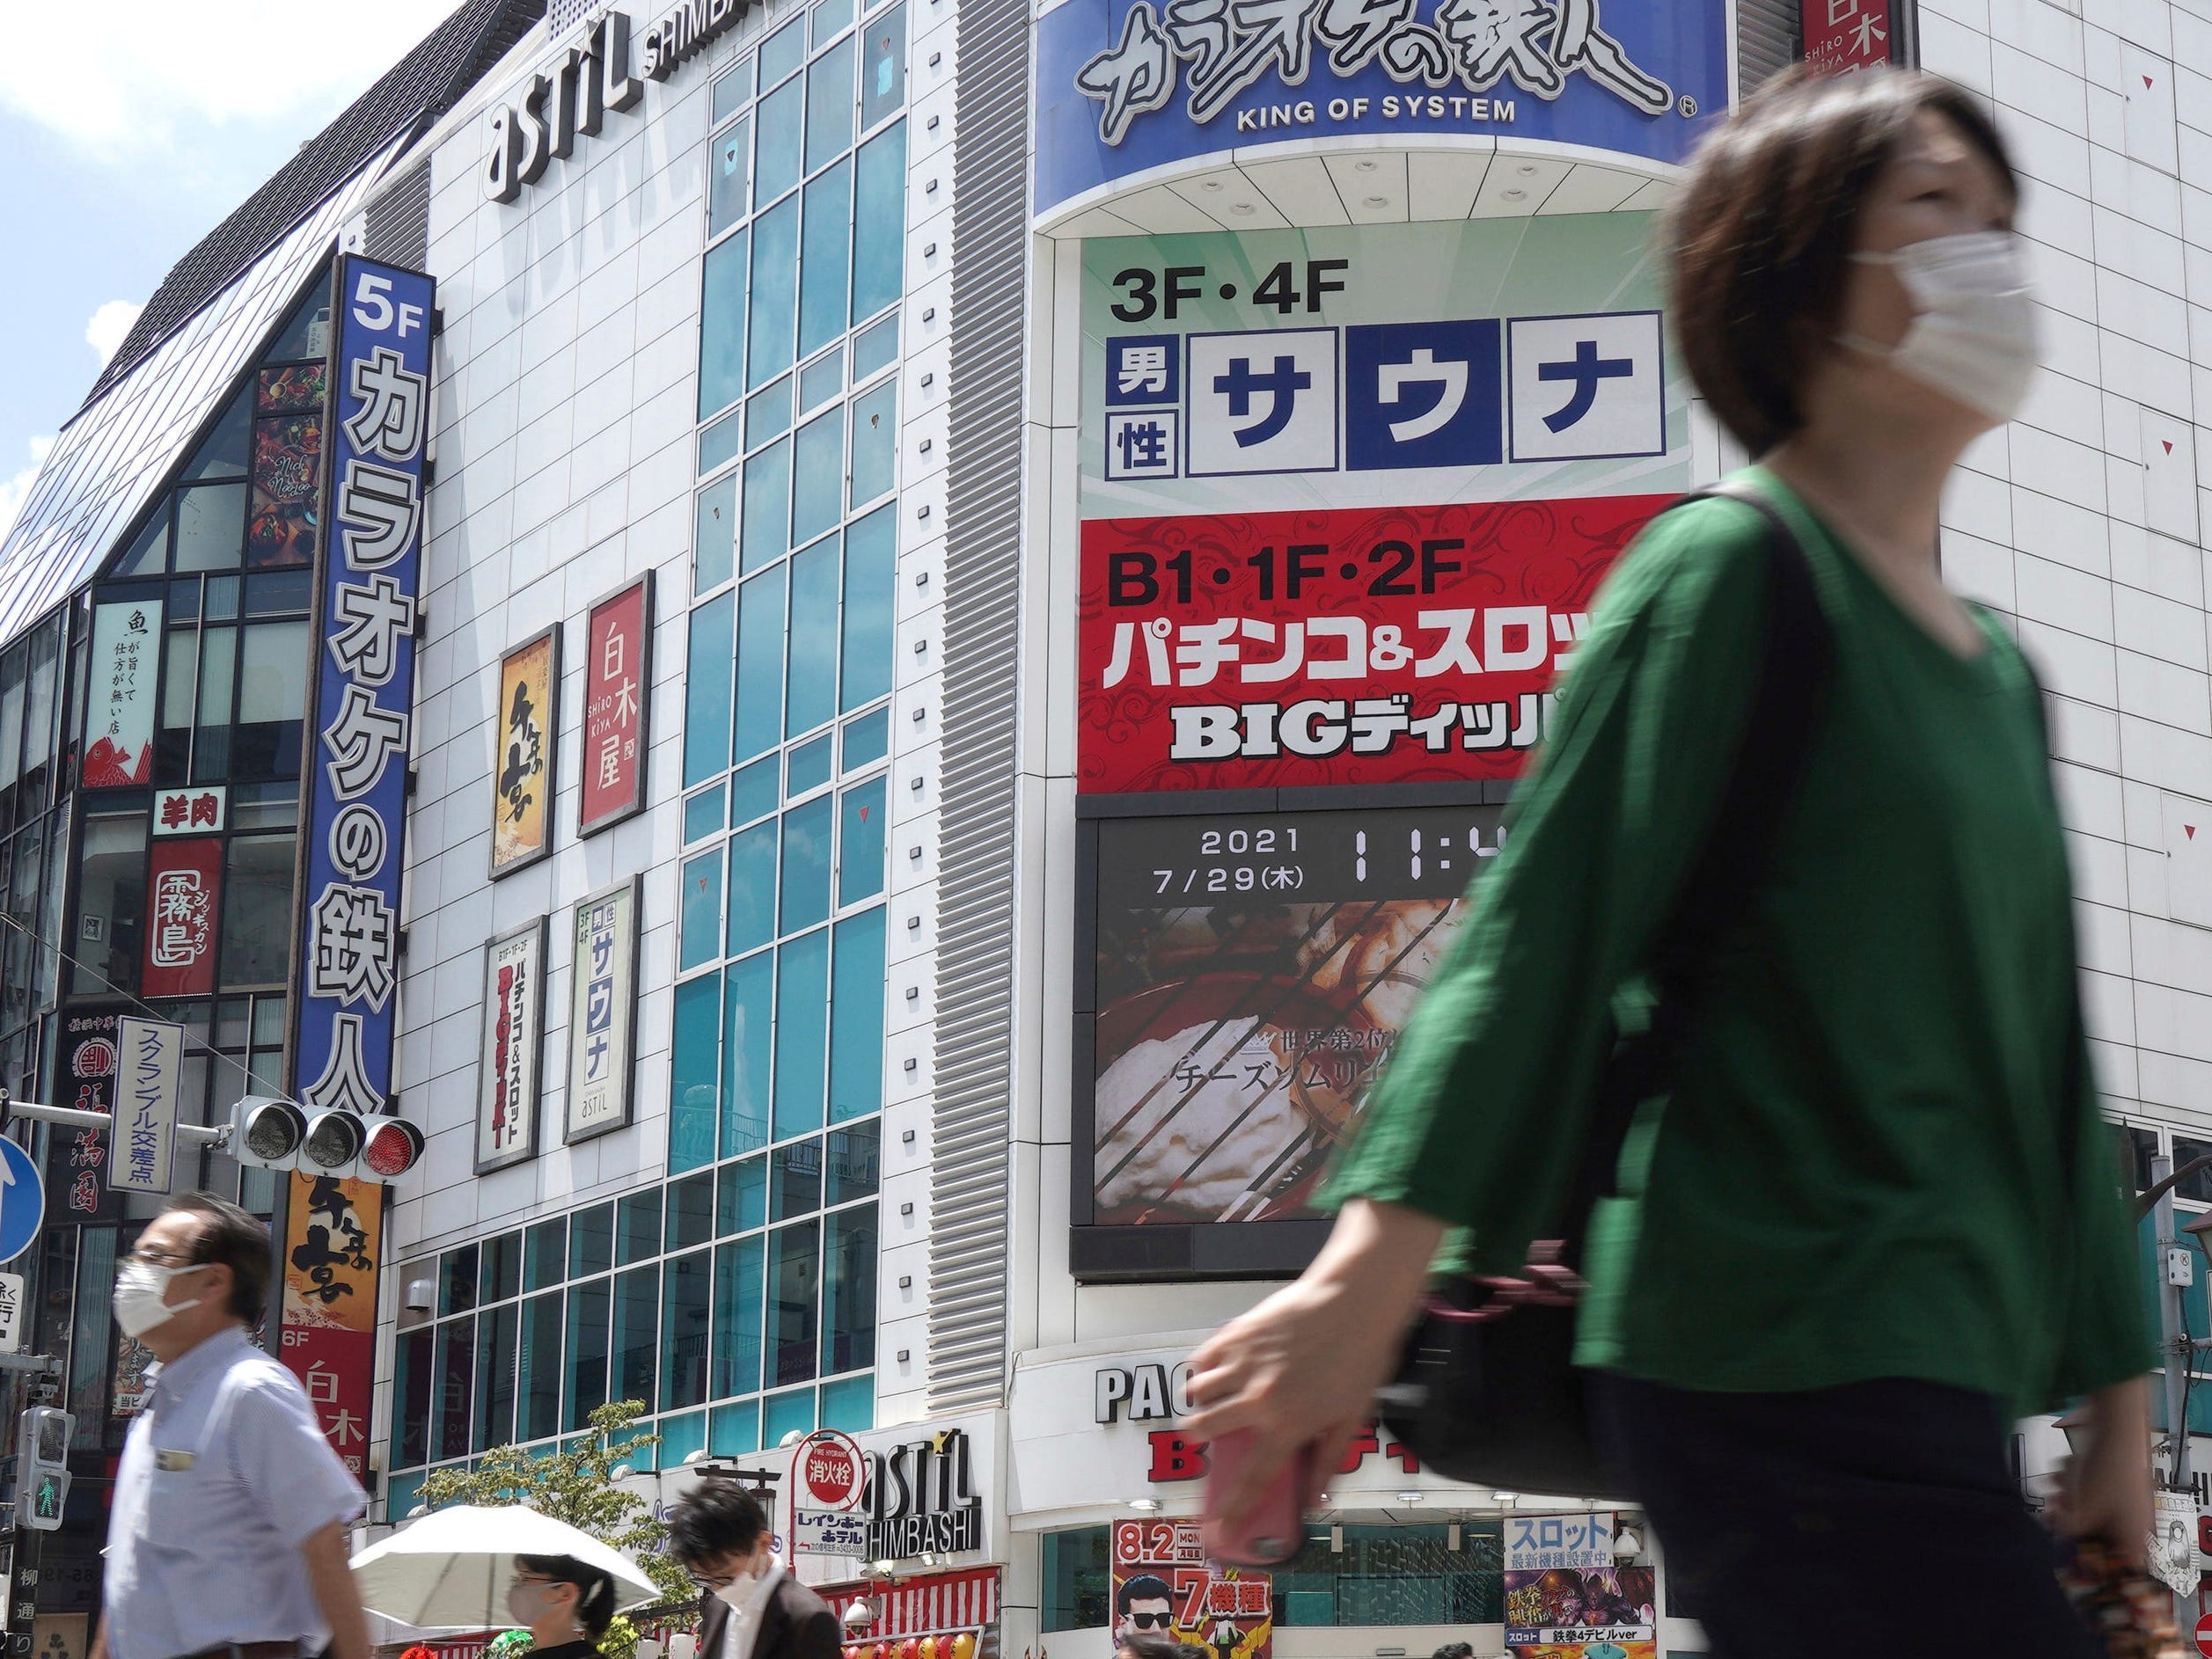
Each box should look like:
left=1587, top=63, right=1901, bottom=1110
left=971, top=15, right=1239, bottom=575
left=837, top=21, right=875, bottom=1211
left=86, top=300, right=143, bottom=367
left=0, top=1, right=473, bottom=157
left=0, top=437, right=57, bottom=550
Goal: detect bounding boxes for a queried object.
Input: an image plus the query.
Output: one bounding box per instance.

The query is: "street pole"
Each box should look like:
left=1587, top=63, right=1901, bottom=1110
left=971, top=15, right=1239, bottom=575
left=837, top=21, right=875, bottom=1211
left=2154, top=1154, right=2192, bottom=1498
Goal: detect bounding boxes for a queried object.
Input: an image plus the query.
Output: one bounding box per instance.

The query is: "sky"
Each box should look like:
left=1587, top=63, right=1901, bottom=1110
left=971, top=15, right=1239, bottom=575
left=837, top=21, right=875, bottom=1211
left=0, top=0, right=480, bottom=543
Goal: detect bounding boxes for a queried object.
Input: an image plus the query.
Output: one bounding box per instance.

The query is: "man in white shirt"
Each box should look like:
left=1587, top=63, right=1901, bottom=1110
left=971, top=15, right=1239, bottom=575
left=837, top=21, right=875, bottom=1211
left=668, top=1483, right=839, bottom=1659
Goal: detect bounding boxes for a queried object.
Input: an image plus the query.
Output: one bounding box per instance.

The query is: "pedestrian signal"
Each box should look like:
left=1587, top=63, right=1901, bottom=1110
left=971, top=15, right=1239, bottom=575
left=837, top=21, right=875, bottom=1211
left=227, top=1098, right=423, bottom=1184
left=16, top=1407, right=70, bottom=1531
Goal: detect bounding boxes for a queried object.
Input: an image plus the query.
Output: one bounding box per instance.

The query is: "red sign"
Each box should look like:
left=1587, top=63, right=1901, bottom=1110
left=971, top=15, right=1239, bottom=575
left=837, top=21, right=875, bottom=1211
left=279, top=1173, right=381, bottom=1474
left=1802, top=0, right=1892, bottom=73
left=2195, top=1610, right=2212, bottom=1657
left=1076, top=494, right=1667, bottom=793
left=800, top=1429, right=866, bottom=1509
left=50, top=1012, right=122, bottom=1224
left=143, top=837, right=223, bottom=997
left=579, top=574, right=652, bottom=836
left=1111, top=1519, right=1271, bottom=1659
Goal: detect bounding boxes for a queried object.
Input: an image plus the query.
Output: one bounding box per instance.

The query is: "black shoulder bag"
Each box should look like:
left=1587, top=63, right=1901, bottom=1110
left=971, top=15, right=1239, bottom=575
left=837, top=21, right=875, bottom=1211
left=1373, top=479, right=1838, bottom=1498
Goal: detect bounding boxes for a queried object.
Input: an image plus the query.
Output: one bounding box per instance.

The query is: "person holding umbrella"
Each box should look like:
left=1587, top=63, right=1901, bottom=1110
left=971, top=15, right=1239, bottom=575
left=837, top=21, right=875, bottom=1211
left=505, top=1555, right=619, bottom=1658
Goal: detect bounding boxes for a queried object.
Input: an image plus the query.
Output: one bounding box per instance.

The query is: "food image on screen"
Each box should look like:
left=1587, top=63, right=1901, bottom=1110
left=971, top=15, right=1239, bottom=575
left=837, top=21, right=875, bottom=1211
left=1090, top=805, right=1503, bottom=1226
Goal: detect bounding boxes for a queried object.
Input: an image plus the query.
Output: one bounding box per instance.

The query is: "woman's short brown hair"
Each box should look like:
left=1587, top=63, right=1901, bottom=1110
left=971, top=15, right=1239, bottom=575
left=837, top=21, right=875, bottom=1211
left=1666, top=65, right=2018, bottom=457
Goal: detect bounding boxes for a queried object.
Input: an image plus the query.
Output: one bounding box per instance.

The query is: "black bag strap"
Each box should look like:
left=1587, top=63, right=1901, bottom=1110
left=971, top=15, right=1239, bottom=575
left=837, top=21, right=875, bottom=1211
left=1553, top=477, right=1838, bottom=1262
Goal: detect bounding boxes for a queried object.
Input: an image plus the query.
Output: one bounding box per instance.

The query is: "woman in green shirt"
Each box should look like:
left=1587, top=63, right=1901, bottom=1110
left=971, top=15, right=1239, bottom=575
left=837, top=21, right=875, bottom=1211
left=1183, top=67, right=2152, bottom=1655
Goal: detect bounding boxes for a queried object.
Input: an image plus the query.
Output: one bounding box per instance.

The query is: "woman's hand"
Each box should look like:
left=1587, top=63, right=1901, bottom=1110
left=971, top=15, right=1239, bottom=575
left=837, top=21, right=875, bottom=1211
left=1183, top=1200, right=1447, bottom=1531
left=2048, top=1377, right=2153, bottom=1568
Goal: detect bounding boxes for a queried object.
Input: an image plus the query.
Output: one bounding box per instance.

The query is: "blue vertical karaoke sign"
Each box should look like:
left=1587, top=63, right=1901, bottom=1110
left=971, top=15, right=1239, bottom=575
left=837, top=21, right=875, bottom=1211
left=289, top=256, right=435, bottom=1115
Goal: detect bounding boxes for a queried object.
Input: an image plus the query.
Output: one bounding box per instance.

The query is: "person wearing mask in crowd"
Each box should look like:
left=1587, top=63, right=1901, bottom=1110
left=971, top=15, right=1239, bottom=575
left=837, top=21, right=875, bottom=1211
left=667, top=1482, right=839, bottom=1659
left=506, top=1556, right=619, bottom=1659
left=1183, top=64, right=2150, bottom=1658
left=94, top=1194, right=370, bottom=1659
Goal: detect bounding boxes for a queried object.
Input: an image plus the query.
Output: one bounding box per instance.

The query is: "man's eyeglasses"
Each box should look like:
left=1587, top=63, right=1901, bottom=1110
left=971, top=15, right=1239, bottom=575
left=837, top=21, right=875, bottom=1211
left=1125, top=1614, right=1173, bottom=1630
left=687, top=1572, right=738, bottom=1591
left=123, top=1247, right=200, bottom=1269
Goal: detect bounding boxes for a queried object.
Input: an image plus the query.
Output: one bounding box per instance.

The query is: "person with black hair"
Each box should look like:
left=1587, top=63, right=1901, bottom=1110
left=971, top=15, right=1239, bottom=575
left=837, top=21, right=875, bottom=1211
left=94, top=1195, right=370, bottom=1659
left=507, top=1553, right=619, bottom=1658
left=1112, top=1574, right=1175, bottom=1648
left=1110, top=1635, right=1182, bottom=1659
left=666, top=1481, right=838, bottom=1659
left=1429, top=1645, right=1474, bottom=1659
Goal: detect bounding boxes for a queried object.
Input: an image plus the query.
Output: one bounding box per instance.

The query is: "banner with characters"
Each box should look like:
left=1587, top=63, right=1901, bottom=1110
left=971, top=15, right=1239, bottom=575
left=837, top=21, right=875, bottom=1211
left=1502, top=1513, right=1654, bottom=1659
left=1112, top=1518, right=1273, bottom=1659
left=276, top=1173, right=383, bottom=1476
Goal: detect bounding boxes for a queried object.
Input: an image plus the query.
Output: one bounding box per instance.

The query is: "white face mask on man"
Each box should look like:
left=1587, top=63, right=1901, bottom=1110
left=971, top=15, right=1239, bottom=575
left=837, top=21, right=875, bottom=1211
left=1836, top=230, right=2040, bottom=424
left=111, top=1258, right=204, bottom=1341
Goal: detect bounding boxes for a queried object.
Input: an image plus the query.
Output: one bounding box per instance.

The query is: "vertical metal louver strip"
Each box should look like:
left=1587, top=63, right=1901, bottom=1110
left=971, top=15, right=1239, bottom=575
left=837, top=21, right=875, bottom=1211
left=1737, top=0, right=1799, bottom=97
left=364, top=159, right=434, bottom=270
left=927, top=0, right=1030, bottom=1416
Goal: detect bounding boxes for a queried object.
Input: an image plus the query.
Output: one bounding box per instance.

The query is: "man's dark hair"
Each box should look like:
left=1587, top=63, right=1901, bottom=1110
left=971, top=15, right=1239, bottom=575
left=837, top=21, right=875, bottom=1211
left=1667, top=64, right=2018, bottom=457
left=1116, top=1574, right=1174, bottom=1614
left=666, top=1480, right=772, bottom=1564
left=516, top=1553, right=618, bottom=1639
left=1113, top=1636, right=1182, bottom=1659
left=165, top=1193, right=270, bottom=1326
left=1432, top=1645, right=1476, bottom=1659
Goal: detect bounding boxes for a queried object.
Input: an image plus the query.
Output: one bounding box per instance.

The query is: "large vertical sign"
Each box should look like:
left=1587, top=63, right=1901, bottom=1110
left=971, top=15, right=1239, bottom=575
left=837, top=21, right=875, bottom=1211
left=1502, top=1514, right=1654, bottom=1658
left=478, top=919, right=545, bottom=1173
left=288, top=254, right=432, bottom=1123
left=578, top=574, right=652, bottom=837
left=83, top=600, right=162, bottom=788
left=277, top=1174, right=380, bottom=1480
left=492, top=627, right=559, bottom=875
left=1801, top=0, right=1893, bottom=72
left=566, top=877, right=638, bottom=1143
left=107, top=1018, right=181, bottom=1197
left=1111, top=1519, right=1272, bottom=1659
left=141, top=838, right=223, bottom=998
left=49, top=1012, right=122, bottom=1224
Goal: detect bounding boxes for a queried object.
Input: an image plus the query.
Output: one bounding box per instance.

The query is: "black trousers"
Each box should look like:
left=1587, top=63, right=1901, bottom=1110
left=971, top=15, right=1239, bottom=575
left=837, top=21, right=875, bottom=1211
left=1587, top=1372, right=2101, bottom=1659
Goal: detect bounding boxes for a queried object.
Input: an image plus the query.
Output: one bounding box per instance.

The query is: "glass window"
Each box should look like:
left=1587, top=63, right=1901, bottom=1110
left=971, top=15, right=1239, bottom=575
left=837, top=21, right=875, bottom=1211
left=220, top=833, right=296, bottom=987
left=663, top=1411, right=707, bottom=1465
left=773, top=928, right=831, bottom=1138
left=117, top=511, right=170, bottom=578
left=741, top=439, right=793, bottom=575
left=748, top=196, right=800, bottom=389
left=786, top=534, right=841, bottom=737
left=733, top=566, right=787, bottom=764
left=699, top=406, right=745, bottom=477
left=792, top=406, right=846, bottom=551
left=681, top=848, right=726, bottom=973
left=713, top=1235, right=765, bottom=1398
left=1042, top=1528, right=1113, bottom=1632
left=761, top=18, right=807, bottom=87
left=853, top=312, right=898, bottom=381
left=806, top=39, right=857, bottom=171
left=570, top=1203, right=616, bottom=1278
left=709, top=116, right=752, bottom=242
left=686, top=786, right=728, bottom=845
left=663, top=1249, right=714, bottom=1411
left=780, top=796, right=834, bottom=932
left=697, top=475, right=738, bottom=596
left=525, top=1218, right=568, bottom=1292
left=768, top=1220, right=820, bottom=1387
left=820, top=1371, right=873, bottom=1431
left=394, top=1327, right=433, bottom=1469
left=754, top=77, right=805, bottom=210
left=840, top=707, right=889, bottom=771
left=723, top=950, right=775, bottom=1158
left=797, top=162, right=853, bottom=361
left=823, top=1203, right=876, bottom=1375
left=713, top=56, right=756, bottom=124
left=522, top=1292, right=564, bottom=1438
left=748, top=377, right=795, bottom=451
left=435, top=1317, right=474, bottom=1462
left=670, top=1172, right=716, bottom=1251
left=812, top=0, right=854, bottom=48
left=174, top=484, right=246, bottom=572
left=699, top=230, right=751, bottom=420
left=474, top=1302, right=519, bottom=1451
left=829, top=908, right=886, bottom=1122
left=74, top=812, right=146, bottom=998
left=267, top=285, right=332, bottom=362
left=672, top=972, right=722, bottom=1174
left=773, top=1137, right=823, bottom=1219
left=619, top=1190, right=663, bottom=1265
left=440, top=1245, right=479, bottom=1316
left=484, top=1232, right=523, bottom=1302
left=245, top=568, right=314, bottom=617
left=764, top=1386, right=816, bottom=1445
left=684, top=592, right=735, bottom=787
left=827, top=1121, right=879, bottom=1203
left=732, top=756, right=779, bottom=826
left=564, top=1279, right=612, bottom=1431
left=183, top=390, right=252, bottom=481
left=720, top=1153, right=768, bottom=1233
left=787, top=732, right=833, bottom=798
left=235, top=620, right=309, bottom=777
left=849, top=377, right=896, bottom=508
left=838, top=779, right=886, bottom=904
left=860, top=4, right=906, bottom=128
left=712, top=1399, right=761, bottom=1455
left=799, top=348, right=844, bottom=414
left=840, top=505, right=895, bottom=712
left=851, top=123, right=906, bottom=325
left=727, top=817, right=780, bottom=956
left=612, top=1264, right=659, bottom=1407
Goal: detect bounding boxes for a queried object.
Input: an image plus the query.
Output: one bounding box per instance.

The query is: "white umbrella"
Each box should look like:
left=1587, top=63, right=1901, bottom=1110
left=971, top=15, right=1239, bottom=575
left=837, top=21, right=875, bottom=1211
left=349, top=1504, right=664, bottom=1627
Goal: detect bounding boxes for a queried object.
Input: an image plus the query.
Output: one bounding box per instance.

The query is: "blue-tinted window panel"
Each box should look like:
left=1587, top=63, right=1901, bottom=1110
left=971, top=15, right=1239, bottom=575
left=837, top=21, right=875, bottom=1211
left=712, top=55, right=755, bottom=124
left=619, top=1192, right=663, bottom=1266
left=780, top=795, right=835, bottom=932
left=822, top=1202, right=876, bottom=1375
left=828, top=907, right=885, bottom=1122
left=785, top=533, right=840, bottom=738
left=520, top=1291, right=562, bottom=1440
left=710, top=1399, right=761, bottom=1455
left=839, top=505, right=895, bottom=712
left=733, top=564, right=787, bottom=764
left=747, top=376, right=794, bottom=450
left=720, top=1153, right=768, bottom=1233
left=661, top=1409, right=707, bottom=1465
left=698, top=405, right=745, bottom=476
left=764, top=1384, right=817, bottom=1443
left=773, top=1136, right=824, bottom=1219
left=805, top=38, right=857, bottom=174
left=709, top=115, right=751, bottom=240
left=851, top=122, right=905, bottom=325
left=671, top=970, right=722, bottom=1174
left=840, top=707, right=888, bottom=771
left=773, top=929, right=831, bottom=1138
left=387, top=1468, right=427, bottom=1521
left=564, top=1279, right=612, bottom=1431
left=730, top=756, right=779, bottom=826
left=670, top=1172, right=716, bottom=1251
left=699, top=228, right=749, bottom=420
left=740, top=439, right=792, bottom=575
left=860, top=4, right=905, bottom=129
left=767, top=1219, right=822, bottom=1388
left=761, top=17, right=807, bottom=87
left=663, top=1252, right=713, bottom=1411
left=683, top=592, right=735, bottom=787
left=695, top=473, right=737, bottom=596
left=685, top=786, right=728, bottom=844
left=571, top=1204, right=615, bottom=1277
left=799, top=347, right=844, bottom=415
left=820, top=1372, right=874, bottom=1432
left=680, top=848, right=726, bottom=973
left=838, top=778, right=886, bottom=906
left=747, top=195, right=800, bottom=388
left=726, top=817, right=780, bottom=957
left=754, top=78, right=804, bottom=208
left=827, top=1120, right=879, bottom=1203
left=798, top=178, right=853, bottom=372
left=813, top=0, right=854, bottom=48
left=713, top=1235, right=765, bottom=1399
left=849, top=376, right=896, bottom=508
left=722, top=950, right=775, bottom=1158
left=791, top=406, right=846, bottom=551
left=787, top=731, right=833, bottom=798
left=852, top=312, right=897, bottom=381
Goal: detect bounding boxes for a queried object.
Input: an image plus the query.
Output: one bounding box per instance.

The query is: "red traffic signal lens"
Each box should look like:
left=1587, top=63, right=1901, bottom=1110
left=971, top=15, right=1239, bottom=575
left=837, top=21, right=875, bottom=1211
left=360, top=1118, right=425, bottom=1179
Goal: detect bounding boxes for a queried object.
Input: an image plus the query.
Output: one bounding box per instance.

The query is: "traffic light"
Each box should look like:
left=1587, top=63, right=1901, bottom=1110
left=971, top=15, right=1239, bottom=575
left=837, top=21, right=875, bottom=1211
left=227, top=1098, right=424, bottom=1183
left=17, top=1407, right=70, bottom=1531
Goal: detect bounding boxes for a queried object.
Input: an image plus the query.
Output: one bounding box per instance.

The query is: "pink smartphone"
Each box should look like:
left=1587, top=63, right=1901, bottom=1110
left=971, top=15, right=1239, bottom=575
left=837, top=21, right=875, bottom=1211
left=1202, top=1429, right=1313, bottom=1568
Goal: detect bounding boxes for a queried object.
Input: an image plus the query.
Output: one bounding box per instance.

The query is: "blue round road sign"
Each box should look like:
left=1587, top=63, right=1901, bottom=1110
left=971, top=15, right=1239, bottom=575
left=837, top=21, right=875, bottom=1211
left=0, top=1138, right=45, bottom=1265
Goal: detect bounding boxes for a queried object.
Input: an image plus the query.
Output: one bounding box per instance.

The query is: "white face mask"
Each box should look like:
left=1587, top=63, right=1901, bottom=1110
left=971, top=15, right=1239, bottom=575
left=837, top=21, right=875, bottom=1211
left=714, top=1551, right=770, bottom=1610
left=112, top=1259, right=203, bottom=1340
left=1838, top=230, right=2040, bottom=424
